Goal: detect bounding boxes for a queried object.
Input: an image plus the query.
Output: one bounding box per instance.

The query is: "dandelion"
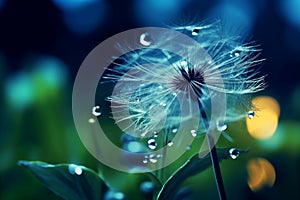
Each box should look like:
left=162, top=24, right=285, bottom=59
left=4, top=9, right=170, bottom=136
left=102, top=22, right=265, bottom=200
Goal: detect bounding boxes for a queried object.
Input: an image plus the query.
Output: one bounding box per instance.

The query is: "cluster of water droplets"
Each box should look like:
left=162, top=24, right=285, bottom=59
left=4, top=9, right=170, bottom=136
left=142, top=154, right=163, bottom=164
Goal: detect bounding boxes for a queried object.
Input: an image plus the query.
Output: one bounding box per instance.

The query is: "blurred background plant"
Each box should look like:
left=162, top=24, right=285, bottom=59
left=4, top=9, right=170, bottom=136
left=0, top=0, right=300, bottom=199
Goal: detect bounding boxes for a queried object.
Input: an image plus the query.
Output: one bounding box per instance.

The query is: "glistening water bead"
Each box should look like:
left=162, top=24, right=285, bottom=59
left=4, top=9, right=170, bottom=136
left=92, top=105, right=101, bottom=117
left=192, top=28, right=199, bottom=36
left=149, top=154, right=158, bottom=163
left=140, top=33, right=151, bottom=46
left=248, top=110, right=255, bottom=119
left=191, top=129, right=197, bottom=137
left=216, top=121, right=227, bottom=132
left=68, top=164, right=83, bottom=175
left=229, top=148, right=240, bottom=159
left=167, top=141, right=173, bottom=146
left=147, top=138, right=157, bottom=150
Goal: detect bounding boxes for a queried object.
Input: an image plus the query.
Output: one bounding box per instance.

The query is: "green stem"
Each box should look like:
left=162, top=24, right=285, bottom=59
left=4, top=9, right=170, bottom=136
left=199, top=100, right=227, bottom=200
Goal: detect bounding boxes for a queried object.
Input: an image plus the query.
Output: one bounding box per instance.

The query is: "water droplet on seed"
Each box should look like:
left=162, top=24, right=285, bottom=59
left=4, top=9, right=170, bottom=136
left=180, top=60, right=188, bottom=66
left=140, top=33, right=151, bottom=46
left=92, top=105, right=101, bottom=117
left=147, top=139, right=157, bottom=150
left=159, top=102, right=167, bottom=107
left=192, top=29, right=199, bottom=36
left=248, top=110, right=255, bottom=119
left=172, top=128, right=178, bottom=133
left=191, top=129, right=197, bottom=137
left=229, top=148, right=240, bottom=159
left=142, top=159, right=148, bottom=164
left=216, top=121, right=227, bottom=132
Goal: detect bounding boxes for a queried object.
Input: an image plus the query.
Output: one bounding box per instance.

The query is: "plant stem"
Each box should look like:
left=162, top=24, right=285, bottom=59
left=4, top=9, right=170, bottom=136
left=207, top=133, right=227, bottom=200
left=198, top=101, right=227, bottom=200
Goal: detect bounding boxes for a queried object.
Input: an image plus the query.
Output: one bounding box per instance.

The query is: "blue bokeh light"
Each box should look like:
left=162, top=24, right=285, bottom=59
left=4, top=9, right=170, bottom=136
left=52, top=0, right=96, bottom=11
left=0, top=0, right=5, bottom=10
left=134, top=0, right=191, bottom=25
left=207, top=0, right=256, bottom=37
left=277, top=0, right=300, bottom=28
left=5, top=72, right=35, bottom=110
left=52, top=0, right=106, bottom=35
left=33, top=57, right=68, bottom=88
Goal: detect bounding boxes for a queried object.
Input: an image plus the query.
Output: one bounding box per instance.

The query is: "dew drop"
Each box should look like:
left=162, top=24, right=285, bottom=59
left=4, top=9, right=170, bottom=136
left=190, top=129, right=197, bottom=137
left=142, top=159, right=148, bottom=164
left=229, top=148, right=240, bottom=160
left=234, top=52, right=240, bottom=57
left=92, top=105, right=101, bottom=117
left=167, top=141, right=173, bottom=147
left=68, top=164, right=83, bottom=175
left=147, top=138, right=157, bottom=150
left=140, top=33, right=151, bottom=46
left=149, top=154, right=158, bottom=163
left=248, top=110, right=255, bottom=119
left=180, top=60, right=188, bottom=67
left=88, top=118, right=95, bottom=123
left=216, top=121, right=227, bottom=132
left=192, top=28, right=199, bottom=36
left=159, top=102, right=167, bottom=107
left=172, top=128, right=178, bottom=133
left=153, top=132, right=158, bottom=138
left=158, top=85, right=163, bottom=89
left=186, top=145, right=191, bottom=150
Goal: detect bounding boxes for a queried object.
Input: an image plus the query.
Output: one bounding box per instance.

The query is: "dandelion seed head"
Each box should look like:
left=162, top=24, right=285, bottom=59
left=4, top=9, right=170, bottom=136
left=104, top=21, right=265, bottom=137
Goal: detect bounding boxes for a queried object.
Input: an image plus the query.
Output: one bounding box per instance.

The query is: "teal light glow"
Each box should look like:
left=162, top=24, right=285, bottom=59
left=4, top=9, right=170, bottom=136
left=5, top=72, right=35, bottom=109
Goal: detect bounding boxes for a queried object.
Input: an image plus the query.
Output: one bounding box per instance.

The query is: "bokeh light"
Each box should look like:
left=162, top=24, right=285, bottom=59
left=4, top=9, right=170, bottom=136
left=52, top=0, right=106, bottom=35
left=246, top=96, right=280, bottom=140
left=0, top=0, right=6, bottom=10
left=5, top=72, right=35, bottom=110
left=5, top=56, right=68, bottom=109
left=133, top=0, right=190, bottom=25
left=247, top=158, right=276, bottom=192
left=52, top=0, right=96, bottom=11
left=207, top=0, right=256, bottom=36
left=277, top=0, right=300, bottom=29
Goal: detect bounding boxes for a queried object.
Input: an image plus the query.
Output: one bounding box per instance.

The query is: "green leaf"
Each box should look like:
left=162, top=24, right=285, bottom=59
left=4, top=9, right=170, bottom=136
left=18, top=161, right=108, bottom=200
left=157, top=148, right=247, bottom=200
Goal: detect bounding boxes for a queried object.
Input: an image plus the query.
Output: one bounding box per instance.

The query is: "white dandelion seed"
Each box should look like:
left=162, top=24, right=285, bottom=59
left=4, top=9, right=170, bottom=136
left=103, top=21, right=265, bottom=137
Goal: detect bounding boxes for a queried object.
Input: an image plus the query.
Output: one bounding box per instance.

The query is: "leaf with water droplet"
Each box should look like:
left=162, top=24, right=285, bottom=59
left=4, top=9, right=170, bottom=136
left=157, top=148, right=247, bottom=200
left=18, top=160, right=108, bottom=200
